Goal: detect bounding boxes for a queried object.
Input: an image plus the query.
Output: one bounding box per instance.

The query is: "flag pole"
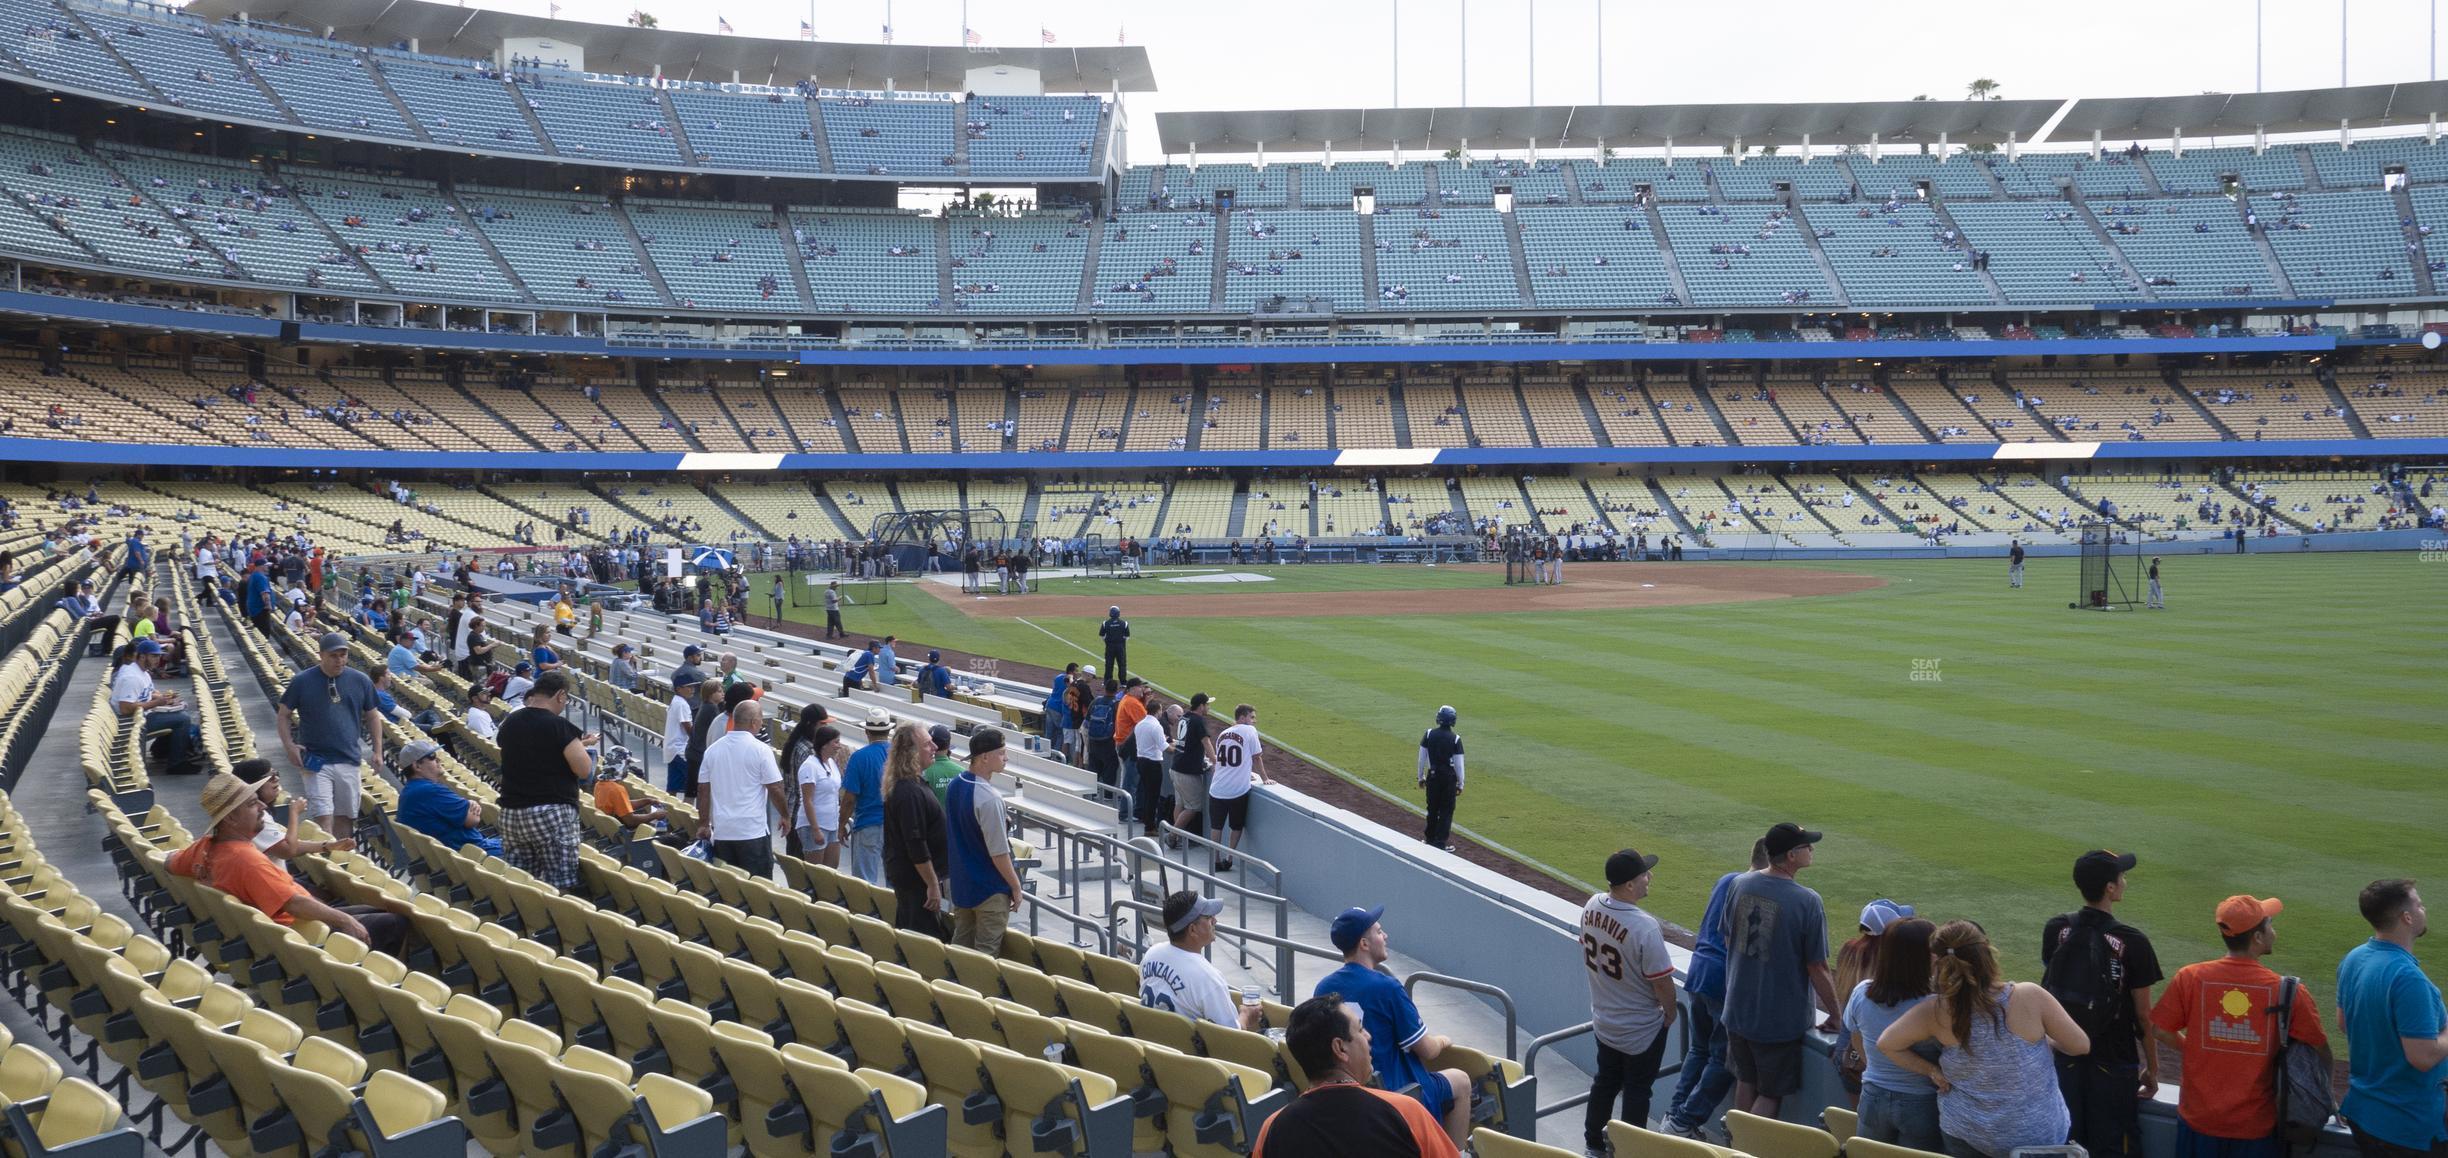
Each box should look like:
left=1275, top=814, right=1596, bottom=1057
left=1391, top=0, right=1399, bottom=106
left=1596, top=0, right=1603, bottom=104
left=1528, top=0, right=1535, bottom=106
left=1459, top=0, right=1467, bottom=106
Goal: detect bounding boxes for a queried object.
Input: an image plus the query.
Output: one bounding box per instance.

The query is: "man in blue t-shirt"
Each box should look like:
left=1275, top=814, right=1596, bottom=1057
left=1313, top=906, right=1472, bottom=1149
left=1663, top=838, right=1772, bottom=1139
left=1718, top=822, right=1840, bottom=1121
left=838, top=708, right=895, bottom=886
left=2338, top=878, right=2448, bottom=1158
left=241, top=561, right=276, bottom=634
left=394, top=741, right=498, bottom=856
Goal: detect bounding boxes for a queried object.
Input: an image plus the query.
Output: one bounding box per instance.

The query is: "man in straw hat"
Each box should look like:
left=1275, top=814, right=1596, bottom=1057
left=168, top=769, right=408, bottom=953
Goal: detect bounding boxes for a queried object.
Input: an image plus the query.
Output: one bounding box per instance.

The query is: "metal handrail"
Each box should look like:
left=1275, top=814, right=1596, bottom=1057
left=1155, top=822, right=1284, bottom=970
left=1520, top=994, right=1693, bottom=1121
left=1402, top=971, right=1522, bottom=1060
left=1107, top=897, right=1341, bottom=1002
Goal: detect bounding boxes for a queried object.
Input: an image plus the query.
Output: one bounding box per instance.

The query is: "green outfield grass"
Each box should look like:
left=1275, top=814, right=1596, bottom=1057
left=767, top=553, right=2447, bottom=986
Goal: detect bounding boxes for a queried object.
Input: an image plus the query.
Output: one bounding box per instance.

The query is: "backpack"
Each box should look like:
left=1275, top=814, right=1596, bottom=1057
left=1085, top=695, right=1117, bottom=740
left=2041, top=913, right=2130, bottom=1044
left=2269, top=977, right=2336, bottom=1146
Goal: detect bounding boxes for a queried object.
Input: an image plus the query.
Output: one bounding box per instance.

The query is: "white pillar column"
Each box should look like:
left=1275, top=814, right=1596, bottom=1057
left=2090, top=130, right=2102, bottom=161
left=2006, top=131, right=2019, bottom=162
left=1800, top=133, right=1812, bottom=162
left=1870, top=132, right=1881, bottom=162
left=1664, top=137, right=1674, bottom=166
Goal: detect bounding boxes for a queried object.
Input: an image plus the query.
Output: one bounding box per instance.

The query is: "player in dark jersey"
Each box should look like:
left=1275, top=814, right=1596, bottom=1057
left=1417, top=705, right=1465, bottom=851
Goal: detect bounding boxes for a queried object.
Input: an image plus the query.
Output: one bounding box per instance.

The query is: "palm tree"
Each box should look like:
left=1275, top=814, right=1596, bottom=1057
left=1966, top=78, right=2000, bottom=101
left=627, top=9, right=658, bottom=27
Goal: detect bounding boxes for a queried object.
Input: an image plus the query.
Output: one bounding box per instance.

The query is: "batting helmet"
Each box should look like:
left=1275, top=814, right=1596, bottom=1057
left=1436, top=705, right=1458, bottom=727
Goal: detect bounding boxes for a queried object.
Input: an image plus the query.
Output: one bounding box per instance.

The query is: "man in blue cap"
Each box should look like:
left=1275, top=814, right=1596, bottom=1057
left=113, top=637, right=201, bottom=774
left=1315, top=905, right=1472, bottom=1148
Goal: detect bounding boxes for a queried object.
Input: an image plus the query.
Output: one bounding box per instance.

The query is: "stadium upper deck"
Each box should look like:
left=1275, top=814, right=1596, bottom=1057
left=5, top=0, right=2448, bottom=336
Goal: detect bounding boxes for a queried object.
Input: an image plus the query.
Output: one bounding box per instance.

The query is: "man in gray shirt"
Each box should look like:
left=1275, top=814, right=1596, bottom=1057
left=944, top=728, right=1024, bottom=956
left=275, top=632, right=385, bottom=839
left=1718, top=822, right=1841, bottom=1120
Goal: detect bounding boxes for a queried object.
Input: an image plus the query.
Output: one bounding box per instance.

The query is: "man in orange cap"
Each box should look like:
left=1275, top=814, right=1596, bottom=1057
left=2148, top=895, right=2331, bottom=1158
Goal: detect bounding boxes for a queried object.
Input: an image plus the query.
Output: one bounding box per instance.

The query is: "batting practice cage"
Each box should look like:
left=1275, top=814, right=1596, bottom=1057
left=2074, top=521, right=2144, bottom=610
left=875, top=506, right=1012, bottom=577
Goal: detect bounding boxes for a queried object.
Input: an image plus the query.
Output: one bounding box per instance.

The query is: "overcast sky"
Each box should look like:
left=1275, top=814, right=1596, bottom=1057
left=469, top=0, right=2448, bottom=161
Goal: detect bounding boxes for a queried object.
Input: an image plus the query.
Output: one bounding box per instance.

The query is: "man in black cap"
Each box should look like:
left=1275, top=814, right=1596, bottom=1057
left=2041, top=849, right=2162, bottom=1158
left=1719, top=822, right=1839, bottom=1120
left=1582, top=849, right=1677, bottom=1156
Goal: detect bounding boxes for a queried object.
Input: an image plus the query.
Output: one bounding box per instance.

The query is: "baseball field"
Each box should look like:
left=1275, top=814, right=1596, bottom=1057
left=761, top=551, right=2448, bottom=987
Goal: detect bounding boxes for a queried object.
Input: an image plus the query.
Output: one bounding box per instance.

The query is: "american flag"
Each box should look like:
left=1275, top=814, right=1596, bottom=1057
left=1040, top=27, right=1054, bottom=44
left=715, top=14, right=733, bottom=32
left=963, top=27, right=981, bottom=45
left=879, top=22, right=891, bottom=41
left=546, top=1, right=558, bottom=15
left=798, top=19, right=812, bottom=38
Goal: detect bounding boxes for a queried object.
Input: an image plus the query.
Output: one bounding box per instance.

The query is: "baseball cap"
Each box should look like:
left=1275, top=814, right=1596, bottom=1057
left=927, top=724, right=953, bottom=753
left=2216, top=895, right=2282, bottom=935
left=1081, top=664, right=1096, bottom=676
left=1606, top=849, right=1660, bottom=886
left=927, top=650, right=941, bottom=662
left=1189, top=692, right=1210, bottom=709
left=683, top=644, right=703, bottom=659
left=1164, top=891, right=1226, bottom=933
left=861, top=707, right=894, bottom=733
left=395, top=740, right=443, bottom=769
left=2074, top=849, right=2138, bottom=894
left=968, top=727, right=1006, bottom=758
left=1328, top=905, right=1385, bottom=953
left=512, top=661, right=533, bottom=675
left=1123, top=676, right=1146, bottom=689
left=1859, top=898, right=1917, bottom=935
left=1763, top=822, right=1823, bottom=859
left=671, top=669, right=704, bottom=690
left=134, top=638, right=165, bottom=655
left=317, top=631, right=350, bottom=654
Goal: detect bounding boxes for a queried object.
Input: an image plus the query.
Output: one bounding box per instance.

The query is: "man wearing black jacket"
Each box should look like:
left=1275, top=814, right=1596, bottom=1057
left=1100, top=606, right=1130, bottom=681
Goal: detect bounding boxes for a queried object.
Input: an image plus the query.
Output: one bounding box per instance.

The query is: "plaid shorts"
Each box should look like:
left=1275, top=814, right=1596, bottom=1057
left=498, top=804, right=580, bottom=890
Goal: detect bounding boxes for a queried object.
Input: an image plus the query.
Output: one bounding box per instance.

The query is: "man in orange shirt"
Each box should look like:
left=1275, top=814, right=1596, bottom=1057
left=2148, top=896, right=2331, bottom=1158
left=167, top=771, right=405, bottom=952
left=1253, top=993, right=1459, bottom=1158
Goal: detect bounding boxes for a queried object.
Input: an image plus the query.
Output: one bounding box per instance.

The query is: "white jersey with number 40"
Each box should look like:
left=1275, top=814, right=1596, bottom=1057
left=1209, top=723, right=1263, bottom=799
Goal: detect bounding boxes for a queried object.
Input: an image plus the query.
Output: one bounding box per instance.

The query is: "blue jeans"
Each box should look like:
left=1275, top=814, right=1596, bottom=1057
left=146, top=709, right=200, bottom=770
left=1666, top=990, right=1734, bottom=1130
left=847, top=825, right=885, bottom=886
left=1857, top=1083, right=1945, bottom=1153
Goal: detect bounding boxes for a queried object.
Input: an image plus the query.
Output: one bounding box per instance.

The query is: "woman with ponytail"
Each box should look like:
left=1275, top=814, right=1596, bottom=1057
left=1877, top=920, right=2091, bottom=1158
